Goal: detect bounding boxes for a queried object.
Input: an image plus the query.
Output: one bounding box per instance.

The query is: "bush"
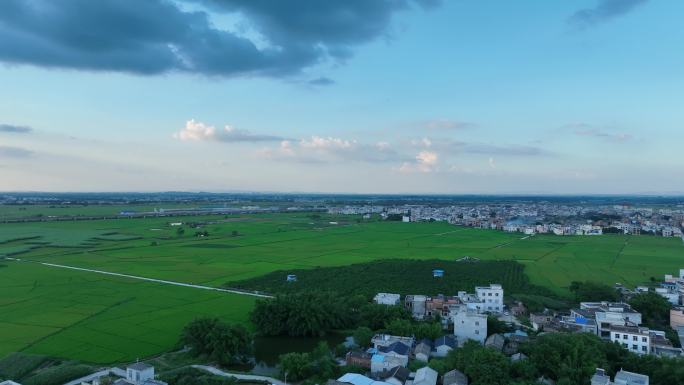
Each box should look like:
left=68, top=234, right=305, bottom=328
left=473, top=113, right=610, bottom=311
left=22, top=364, right=92, bottom=385
left=0, top=353, right=51, bottom=380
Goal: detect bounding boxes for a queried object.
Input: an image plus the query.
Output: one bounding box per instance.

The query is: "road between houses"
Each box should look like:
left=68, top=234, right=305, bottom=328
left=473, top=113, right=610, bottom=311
left=3, top=257, right=274, bottom=299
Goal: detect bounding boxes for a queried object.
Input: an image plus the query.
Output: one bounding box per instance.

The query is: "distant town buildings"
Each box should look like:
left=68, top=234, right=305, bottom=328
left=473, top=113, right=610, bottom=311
left=328, top=201, right=684, bottom=239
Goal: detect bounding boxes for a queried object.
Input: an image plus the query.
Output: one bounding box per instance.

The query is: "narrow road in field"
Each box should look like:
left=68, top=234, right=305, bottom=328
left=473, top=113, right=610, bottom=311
left=3, top=257, right=274, bottom=299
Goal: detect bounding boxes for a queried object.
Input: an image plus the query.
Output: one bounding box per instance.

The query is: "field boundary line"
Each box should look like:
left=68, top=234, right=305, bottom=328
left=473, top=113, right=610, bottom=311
left=18, top=297, right=136, bottom=353
left=4, top=257, right=274, bottom=299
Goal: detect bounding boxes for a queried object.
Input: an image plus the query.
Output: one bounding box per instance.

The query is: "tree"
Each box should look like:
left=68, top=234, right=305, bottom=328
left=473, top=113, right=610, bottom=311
left=176, top=227, right=185, bottom=236
left=251, top=292, right=359, bottom=336
left=629, top=292, right=671, bottom=328
left=278, top=352, right=311, bottom=381
left=231, top=230, right=239, bottom=237
left=386, top=319, right=413, bottom=337
left=415, top=322, right=443, bottom=340
left=569, top=281, right=620, bottom=303
left=447, top=340, right=511, bottom=385
left=487, top=315, right=513, bottom=336
left=181, top=318, right=253, bottom=366
left=359, top=303, right=411, bottom=330
left=353, top=326, right=374, bottom=348
left=526, top=333, right=607, bottom=384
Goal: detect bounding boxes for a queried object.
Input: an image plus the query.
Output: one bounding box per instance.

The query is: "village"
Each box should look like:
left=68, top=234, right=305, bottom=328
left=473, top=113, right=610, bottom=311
left=328, top=202, right=684, bottom=239
left=6, top=267, right=682, bottom=385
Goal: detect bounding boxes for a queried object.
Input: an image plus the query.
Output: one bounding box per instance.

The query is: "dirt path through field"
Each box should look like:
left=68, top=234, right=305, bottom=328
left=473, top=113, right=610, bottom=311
left=3, top=257, right=274, bottom=299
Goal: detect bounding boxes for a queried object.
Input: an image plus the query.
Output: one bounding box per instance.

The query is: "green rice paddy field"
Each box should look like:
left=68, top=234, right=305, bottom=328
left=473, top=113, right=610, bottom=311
left=1, top=212, right=683, bottom=363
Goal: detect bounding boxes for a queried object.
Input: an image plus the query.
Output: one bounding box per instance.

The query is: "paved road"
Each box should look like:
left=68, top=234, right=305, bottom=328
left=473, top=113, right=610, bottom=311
left=192, top=365, right=287, bottom=385
left=5, top=257, right=273, bottom=299
left=62, top=368, right=125, bottom=385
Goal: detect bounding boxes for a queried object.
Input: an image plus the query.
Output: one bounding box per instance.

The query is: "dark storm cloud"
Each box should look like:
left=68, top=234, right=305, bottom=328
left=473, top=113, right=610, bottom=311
left=0, top=124, right=32, bottom=133
left=569, top=0, right=649, bottom=29
left=0, top=0, right=434, bottom=77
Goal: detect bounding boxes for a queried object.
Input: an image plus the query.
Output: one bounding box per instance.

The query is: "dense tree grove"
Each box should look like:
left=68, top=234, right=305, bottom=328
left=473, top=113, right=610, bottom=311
left=181, top=318, right=253, bottom=366
left=231, top=259, right=557, bottom=300
left=629, top=292, right=671, bottom=328
left=629, top=292, right=680, bottom=346
left=251, top=292, right=364, bottom=336
left=569, top=281, right=620, bottom=303
left=251, top=292, right=413, bottom=336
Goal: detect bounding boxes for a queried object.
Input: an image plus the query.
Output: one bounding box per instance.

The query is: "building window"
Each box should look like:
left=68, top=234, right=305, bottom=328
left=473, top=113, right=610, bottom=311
left=633, top=336, right=637, bottom=341
left=475, top=330, right=479, bottom=334
left=475, top=322, right=479, bottom=326
left=642, top=337, right=647, bottom=342
left=642, top=346, right=647, bottom=352
left=495, top=293, right=499, bottom=296
left=622, top=343, right=628, bottom=348
left=632, top=345, right=637, bottom=350
left=614, top=334, right=620, bottom=339
left=623, top=335, right=627, bottom=340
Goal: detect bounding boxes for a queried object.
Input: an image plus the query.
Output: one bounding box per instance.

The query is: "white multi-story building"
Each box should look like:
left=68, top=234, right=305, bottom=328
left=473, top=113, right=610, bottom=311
left=610, top=325, right=651, bottom=355
left=450, top=305, right=487, bottom=345
left=374, top=293, right=401, bottom=306
left=476, top=284, right=504, bottom=313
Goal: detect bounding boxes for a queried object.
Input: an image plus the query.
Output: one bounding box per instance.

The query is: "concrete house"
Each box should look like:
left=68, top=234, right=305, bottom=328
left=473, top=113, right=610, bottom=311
left=484, top=333, right=505, bottom=351
left=114, top=363, right=167, bottom=385
left=413, top=367, right=438, bottom=385
left=569, top=302, right=642, bottom=338
left=442, top=369, right=468, bottom=385
left=378, top=366, right=410, bottom=385
left=413, top=339, right=432, bottom=362
left=374, top=293, right=401, bottom=306
left=405, top=295, right=428, bottom=320
left=336, top=373, right=393, bottom=385
left=371, top=354, right=406, bottom=374
left=433, top=335, right=457, bottom=357
left=591, top=368, right=649, bottom=385
left=475, top=284, right=504, bottom=313
left=346, top=351, right=372, bottom=368
left=610, top=325, right=651, bottom=355
left=451, top=305, right=487, bottom=344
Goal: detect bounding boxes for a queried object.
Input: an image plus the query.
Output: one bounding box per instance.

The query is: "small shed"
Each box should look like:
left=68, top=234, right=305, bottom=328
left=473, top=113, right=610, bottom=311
left=286, top=274, right=297, bottom=282
left=432, top=269, right=444, bottom=278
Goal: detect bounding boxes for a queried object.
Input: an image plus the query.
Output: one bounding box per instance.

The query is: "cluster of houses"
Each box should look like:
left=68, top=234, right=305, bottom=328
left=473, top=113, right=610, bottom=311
left=529, top=268, right=684, bottom=358
left=375, top=284, right=504, bottom=344
left=341, top=285, right=520, bottom=385
left=341, top=335, right=466, bottom=385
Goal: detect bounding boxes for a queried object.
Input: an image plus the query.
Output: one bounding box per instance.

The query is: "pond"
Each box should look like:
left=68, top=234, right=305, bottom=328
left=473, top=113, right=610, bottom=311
left=248, top=333, right=350, bottom=375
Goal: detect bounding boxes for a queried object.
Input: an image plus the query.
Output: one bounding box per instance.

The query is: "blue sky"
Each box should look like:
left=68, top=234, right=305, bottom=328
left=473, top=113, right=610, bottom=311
left=0, top=0, right=682, bottom=193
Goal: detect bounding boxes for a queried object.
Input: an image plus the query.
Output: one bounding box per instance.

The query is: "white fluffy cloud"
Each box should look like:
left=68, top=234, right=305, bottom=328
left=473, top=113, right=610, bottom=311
left=259, top=136, right=408, bottom=164
left=174, top=119, right=285, bottom=143
left=399, top=150, right=438, bottom=173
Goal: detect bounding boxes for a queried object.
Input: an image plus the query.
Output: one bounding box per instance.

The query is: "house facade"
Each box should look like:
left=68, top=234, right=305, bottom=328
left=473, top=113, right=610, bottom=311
left=451, top=305, right=487, bottom=344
